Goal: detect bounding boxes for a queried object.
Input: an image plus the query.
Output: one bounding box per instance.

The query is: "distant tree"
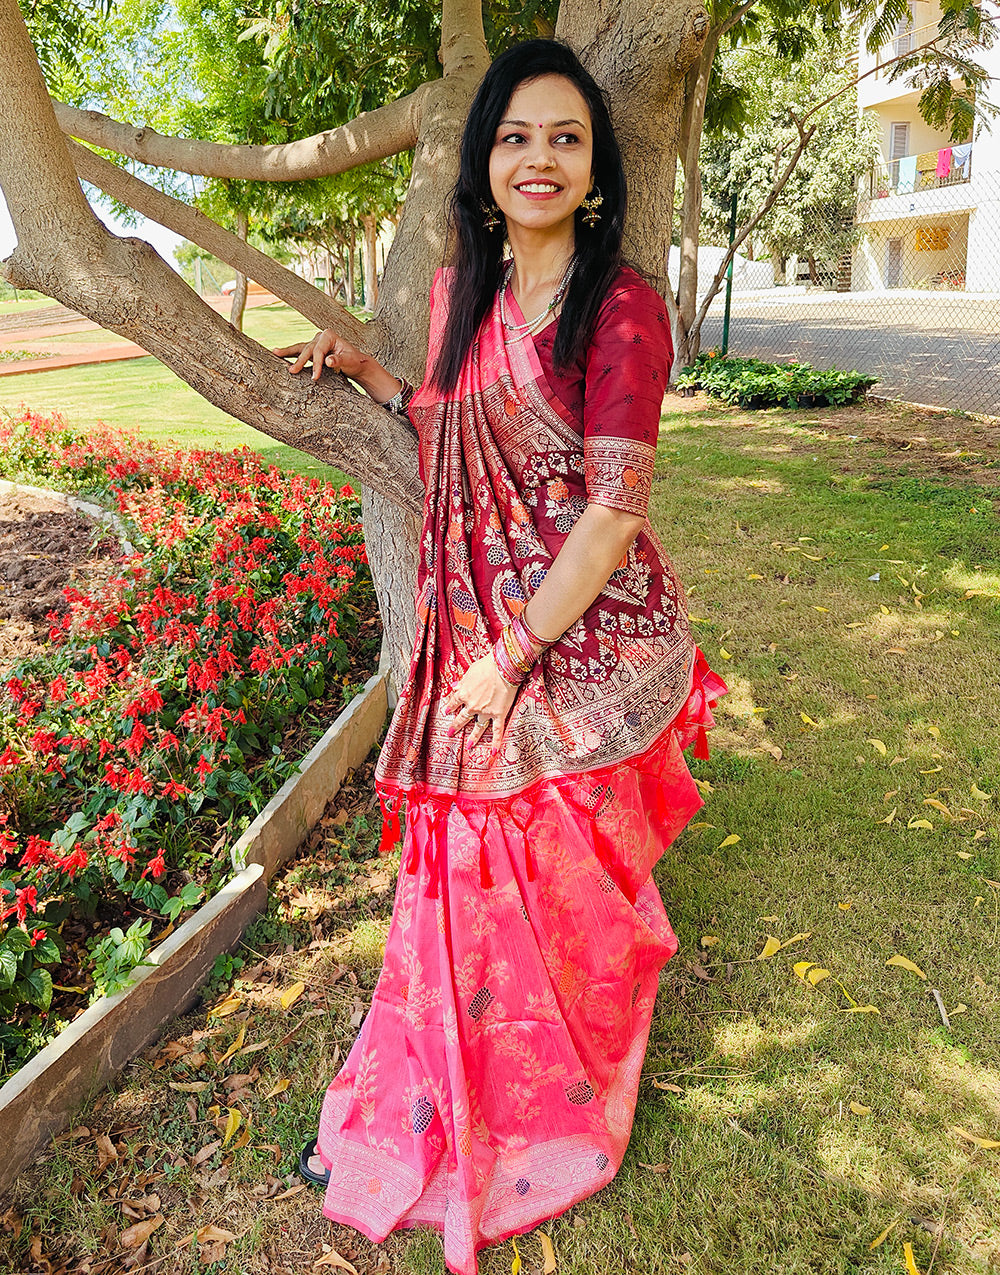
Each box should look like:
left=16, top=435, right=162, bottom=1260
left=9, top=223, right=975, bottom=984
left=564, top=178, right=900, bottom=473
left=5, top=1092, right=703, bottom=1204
left=700, top=35, right=880, bottom=287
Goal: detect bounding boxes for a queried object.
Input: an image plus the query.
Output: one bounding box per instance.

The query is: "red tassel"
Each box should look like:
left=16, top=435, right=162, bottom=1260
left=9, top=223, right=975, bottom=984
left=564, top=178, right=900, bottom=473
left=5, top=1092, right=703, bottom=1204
left=378, top=794, right=401, bottom=856
left=694, top=726, right=710, bottom=761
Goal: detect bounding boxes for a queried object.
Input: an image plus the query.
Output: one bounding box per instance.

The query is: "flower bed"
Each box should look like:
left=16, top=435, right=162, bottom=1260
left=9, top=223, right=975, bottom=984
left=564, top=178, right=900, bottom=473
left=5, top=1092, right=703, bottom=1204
left=676, top=352, right=878, bottom=409
left=0, top=412, right=379, bottom=1075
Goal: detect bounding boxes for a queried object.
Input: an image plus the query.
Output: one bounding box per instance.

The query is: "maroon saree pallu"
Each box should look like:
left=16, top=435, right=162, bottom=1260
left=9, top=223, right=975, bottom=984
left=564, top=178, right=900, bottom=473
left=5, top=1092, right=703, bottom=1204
left=315, top=269, right=727, bottom=1274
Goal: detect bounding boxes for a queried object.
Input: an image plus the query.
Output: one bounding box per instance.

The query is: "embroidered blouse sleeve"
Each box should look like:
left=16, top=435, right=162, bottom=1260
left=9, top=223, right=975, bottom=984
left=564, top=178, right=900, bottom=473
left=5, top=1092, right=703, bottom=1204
left=582, top=279, right=672, bottom=517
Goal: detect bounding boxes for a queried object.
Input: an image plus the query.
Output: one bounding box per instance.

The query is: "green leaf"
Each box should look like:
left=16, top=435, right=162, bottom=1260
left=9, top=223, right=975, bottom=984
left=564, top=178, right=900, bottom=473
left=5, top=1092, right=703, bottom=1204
left=17, top=967, right=53, bottom=1011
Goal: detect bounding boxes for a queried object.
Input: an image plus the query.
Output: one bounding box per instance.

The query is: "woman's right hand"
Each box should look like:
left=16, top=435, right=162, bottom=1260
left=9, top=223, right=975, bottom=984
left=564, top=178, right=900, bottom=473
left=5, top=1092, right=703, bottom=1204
left=285, top=329, right=367, bottom=382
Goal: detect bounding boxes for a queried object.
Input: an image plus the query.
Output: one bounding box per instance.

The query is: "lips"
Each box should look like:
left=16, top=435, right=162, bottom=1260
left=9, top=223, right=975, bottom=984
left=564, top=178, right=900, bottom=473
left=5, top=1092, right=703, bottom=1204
left=515, top=181, right=563, bottom=198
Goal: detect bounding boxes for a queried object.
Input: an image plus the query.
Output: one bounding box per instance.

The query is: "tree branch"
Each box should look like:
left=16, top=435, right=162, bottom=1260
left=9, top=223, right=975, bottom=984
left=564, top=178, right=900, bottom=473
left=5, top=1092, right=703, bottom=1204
left=67, top=141, right=367, bottom=345
left=52, top=80, right=432, bottom=180
left=0, top=0, right=421, bottom=514
left=439, top=0, right=490, bottom=78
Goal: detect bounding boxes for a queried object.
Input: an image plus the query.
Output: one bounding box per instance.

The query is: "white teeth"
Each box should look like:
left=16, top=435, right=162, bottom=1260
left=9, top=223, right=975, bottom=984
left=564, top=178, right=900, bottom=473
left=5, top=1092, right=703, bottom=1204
left=518, top=183, right=560, bottom=193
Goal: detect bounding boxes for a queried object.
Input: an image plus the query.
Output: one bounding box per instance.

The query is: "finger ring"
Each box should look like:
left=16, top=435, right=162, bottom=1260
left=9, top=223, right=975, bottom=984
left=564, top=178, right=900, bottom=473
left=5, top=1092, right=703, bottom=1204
left=476, top=715, right=489, bottom=727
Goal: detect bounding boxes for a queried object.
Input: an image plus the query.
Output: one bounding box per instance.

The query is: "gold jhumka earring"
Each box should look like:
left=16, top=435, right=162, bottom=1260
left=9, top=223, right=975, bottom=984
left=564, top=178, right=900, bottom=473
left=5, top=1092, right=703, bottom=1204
left=480, top=201, right=503, bottom=232
left=580, top=187, right=604, bottom=227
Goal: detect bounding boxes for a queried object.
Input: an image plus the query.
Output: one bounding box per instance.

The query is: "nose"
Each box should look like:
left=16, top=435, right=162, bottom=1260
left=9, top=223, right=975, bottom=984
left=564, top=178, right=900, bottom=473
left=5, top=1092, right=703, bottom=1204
left=524, top=142, right=556, bottom=171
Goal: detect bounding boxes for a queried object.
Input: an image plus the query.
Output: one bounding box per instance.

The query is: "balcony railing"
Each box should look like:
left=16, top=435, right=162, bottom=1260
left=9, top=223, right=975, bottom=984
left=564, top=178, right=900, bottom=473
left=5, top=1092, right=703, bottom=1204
left=868, top=150, right=973, bottom=199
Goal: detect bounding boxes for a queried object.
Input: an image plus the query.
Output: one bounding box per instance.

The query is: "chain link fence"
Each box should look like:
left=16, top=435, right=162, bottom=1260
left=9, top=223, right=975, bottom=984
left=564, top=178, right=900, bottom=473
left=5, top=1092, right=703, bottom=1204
left=698, top=160, right=1000, bottom=417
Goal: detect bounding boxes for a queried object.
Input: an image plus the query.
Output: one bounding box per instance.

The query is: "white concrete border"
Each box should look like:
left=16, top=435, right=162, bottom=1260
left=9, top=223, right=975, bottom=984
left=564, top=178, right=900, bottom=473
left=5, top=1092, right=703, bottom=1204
left=0, top=477, right=136, bottom=554
left=0, top=482, right=390, bottom=1194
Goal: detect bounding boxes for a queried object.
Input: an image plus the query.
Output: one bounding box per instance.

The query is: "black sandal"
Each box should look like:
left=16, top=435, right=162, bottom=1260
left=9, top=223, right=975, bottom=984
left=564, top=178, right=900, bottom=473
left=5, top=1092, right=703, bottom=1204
left=299, top=1138, right=331, bottom=1187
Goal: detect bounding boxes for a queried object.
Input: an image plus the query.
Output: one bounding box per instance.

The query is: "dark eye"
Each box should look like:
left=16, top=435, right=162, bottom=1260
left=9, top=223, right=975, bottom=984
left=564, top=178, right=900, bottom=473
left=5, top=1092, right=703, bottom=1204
left=555, top=132, right=580, bottom=144
left=500, top=131, right=527, bottom=145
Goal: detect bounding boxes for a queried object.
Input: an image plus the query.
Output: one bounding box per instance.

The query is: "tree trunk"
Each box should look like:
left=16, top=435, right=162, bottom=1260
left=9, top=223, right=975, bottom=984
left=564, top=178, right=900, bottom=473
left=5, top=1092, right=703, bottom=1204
left=347, top=226, right=357, bottom=307
left=230, top=210, right=249, bottom=331
left=361, top=213, right=379, bottom=311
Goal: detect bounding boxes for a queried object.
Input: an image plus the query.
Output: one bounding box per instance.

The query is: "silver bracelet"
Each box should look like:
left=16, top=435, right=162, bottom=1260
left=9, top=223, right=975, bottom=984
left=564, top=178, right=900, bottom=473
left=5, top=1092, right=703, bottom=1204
left=383, top=377, right=415, bottom=416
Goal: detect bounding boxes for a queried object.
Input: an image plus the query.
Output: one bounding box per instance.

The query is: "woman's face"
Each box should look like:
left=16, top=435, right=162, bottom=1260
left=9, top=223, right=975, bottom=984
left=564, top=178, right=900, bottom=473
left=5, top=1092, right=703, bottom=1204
left=488, top=74, right=594, bottom=240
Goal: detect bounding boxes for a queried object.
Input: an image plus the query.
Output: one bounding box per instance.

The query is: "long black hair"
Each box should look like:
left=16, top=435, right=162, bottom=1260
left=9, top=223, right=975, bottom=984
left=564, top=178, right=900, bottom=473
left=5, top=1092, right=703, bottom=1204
left=431, top=39, right=627, bottom=394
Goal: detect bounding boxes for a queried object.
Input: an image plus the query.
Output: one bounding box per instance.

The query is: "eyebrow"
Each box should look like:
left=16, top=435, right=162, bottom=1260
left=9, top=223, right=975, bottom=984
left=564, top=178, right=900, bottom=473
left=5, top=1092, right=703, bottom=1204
left=498, top=118, right=587, bottom=129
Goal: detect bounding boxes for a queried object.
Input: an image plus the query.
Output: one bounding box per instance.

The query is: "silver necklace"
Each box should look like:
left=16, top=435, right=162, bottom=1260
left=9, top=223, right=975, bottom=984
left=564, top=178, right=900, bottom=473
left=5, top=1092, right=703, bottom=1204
left=499, top=259, right=574, bottom=337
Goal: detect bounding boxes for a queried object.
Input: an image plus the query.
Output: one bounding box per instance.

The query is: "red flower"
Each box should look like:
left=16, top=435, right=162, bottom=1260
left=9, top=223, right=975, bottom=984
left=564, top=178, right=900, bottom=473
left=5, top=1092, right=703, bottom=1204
left=196, top=754, right=214, bottom=781
left=162, top=780, right=193, bottom=801
left=30, top=928, right=46, bottom=947
left=15, top=885, right=38, bottom=924
left=142, top=850, right=166, bottom=879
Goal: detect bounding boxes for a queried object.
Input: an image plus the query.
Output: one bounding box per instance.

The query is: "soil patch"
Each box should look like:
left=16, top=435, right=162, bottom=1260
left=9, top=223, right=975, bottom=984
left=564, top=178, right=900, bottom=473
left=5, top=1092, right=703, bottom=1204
left=0, top=490, right=121, bottom=672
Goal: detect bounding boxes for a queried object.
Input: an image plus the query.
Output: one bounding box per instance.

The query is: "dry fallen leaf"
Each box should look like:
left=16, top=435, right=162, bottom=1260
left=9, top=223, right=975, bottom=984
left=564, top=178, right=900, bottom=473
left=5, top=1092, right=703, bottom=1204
left=838, top=1005, right=881, bottom=1014
left=208, top=996, right=242, bottom=1019
left=799, top=712, right=820, bottom=727
left=272, top=1184, right=308, bottom=1201
left=718, top=834, right=741, bottom=849
left=806, top=968, right=831, bottom=986
left=719, top=647, right=733, bottom=660
left=758, top=936, right=782, bottom=960
left=903, top=1241, right=922, bottom=1275
left=868, top=1216, right=901, bottom=1250
left=951, top=1125, right=1000, bottom=1150
left=651, top=1080, right=684, bottom=1094
left=951, top=1003, right=968, bottom=1016
left=700, top=935, right=720, bottom=947
left=539, top=1230, right=557, bottom=1273
left=971, top=783, right=993, bottom=801
left=313, top=1247, right=360, bottom=1272
left=878, top=808, right=897, bottom=826
left=956, top=851, right=973, bottom=861
left=280, top=982, right=306, bottom=1011
left=867, top=739, right=887, bottom=756
left=907, top=818, right=934, bottom=831
left=638, top=1162, right=671, bottom=1173
left=120, top=1216, right=164, bottom=1249
left=221, top=1107, right=243, bottom=1148
left=265, top=1077, right=291, bottom=1100
left=886, top=954, right=927, bottom=979
left=216, top=1025, right=247, bottom=1068
left=838, top=901, right=852, bottom=911
left=95, top=1134, right=118, bottom=1174
left=849, top=1101, right=872, bottom=1116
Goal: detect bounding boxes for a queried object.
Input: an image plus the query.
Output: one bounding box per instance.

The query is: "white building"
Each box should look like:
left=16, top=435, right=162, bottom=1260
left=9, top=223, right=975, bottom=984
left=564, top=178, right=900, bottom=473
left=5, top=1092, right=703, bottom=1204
left=853, top=1, right=1000, bottom=292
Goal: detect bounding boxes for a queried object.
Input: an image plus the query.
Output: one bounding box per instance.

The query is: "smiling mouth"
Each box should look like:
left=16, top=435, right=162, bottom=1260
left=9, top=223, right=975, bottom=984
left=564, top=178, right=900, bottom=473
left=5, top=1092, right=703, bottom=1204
left=516, top=182, right=562, bottom=194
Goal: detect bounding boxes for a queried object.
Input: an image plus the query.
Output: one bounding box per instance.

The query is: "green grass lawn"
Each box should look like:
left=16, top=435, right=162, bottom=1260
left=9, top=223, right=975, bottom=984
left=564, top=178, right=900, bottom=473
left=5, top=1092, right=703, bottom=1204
left=1, top=397, right=998, bottom=1275
left=0, top=297, right=52, bottom=316
left=0, top=302, right=338, bottom=481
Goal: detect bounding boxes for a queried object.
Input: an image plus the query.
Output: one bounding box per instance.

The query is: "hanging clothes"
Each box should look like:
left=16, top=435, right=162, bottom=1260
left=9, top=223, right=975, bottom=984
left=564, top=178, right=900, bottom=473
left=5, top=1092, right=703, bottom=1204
left=935, top=148, right=953, bottom=178
left=952, top=144, right=973, bottom=176
left=897, top=154, right=918, bottom=193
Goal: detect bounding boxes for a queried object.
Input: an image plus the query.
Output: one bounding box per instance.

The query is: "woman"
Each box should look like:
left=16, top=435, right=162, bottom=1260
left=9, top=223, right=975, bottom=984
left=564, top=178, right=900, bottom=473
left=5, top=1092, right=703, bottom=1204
left=287, top=39, right=725, bottom=1275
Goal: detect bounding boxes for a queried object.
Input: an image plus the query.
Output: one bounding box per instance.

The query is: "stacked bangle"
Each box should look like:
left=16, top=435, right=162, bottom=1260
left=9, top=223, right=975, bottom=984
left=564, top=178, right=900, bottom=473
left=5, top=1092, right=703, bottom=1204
left=492, top=608, right=558, bottom=687
left=383, top=376, right=416, bottom=417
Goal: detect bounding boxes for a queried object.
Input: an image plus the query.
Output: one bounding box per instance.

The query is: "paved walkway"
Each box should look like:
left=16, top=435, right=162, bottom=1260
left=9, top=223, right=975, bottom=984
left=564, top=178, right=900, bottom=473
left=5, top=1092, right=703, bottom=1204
left=0, top=292, right=280, bottom=378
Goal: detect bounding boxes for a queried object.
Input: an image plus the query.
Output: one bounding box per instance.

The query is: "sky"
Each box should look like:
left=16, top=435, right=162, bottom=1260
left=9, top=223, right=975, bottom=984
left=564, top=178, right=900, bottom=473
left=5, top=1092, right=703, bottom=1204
left=0, top=190, right=185, bottom=274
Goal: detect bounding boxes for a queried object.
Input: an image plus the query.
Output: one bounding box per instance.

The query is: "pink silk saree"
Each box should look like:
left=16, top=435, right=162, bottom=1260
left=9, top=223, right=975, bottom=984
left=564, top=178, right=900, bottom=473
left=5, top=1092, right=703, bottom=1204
left=315, top=268, right=726, bottom=1274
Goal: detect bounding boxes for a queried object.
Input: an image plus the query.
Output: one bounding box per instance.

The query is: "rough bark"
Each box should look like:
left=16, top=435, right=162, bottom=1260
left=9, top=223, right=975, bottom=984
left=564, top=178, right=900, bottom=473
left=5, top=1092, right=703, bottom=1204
left=230, top=211, right=249, bottom=331
left=68, top=141, right=367, bottom=344
left=52, top=82, right=432, bottom=181
left=556, top=0, right=709, bottom=304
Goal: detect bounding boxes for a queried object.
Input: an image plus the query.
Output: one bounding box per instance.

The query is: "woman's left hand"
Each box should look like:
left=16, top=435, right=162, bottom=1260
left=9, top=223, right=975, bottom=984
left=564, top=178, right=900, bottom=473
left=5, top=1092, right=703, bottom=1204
left=443, top=655, right=518, bottom=754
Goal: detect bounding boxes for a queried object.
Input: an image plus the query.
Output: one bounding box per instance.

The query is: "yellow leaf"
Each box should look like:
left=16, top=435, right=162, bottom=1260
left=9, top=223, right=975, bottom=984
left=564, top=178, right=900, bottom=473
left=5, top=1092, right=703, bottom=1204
left=919, top=766, right=942, bottom=774
left=216, top=1024, right=246, bottom=1067
left=838, top=1005, right=881, bottom=1014
left=889, top=756, right=906, bottom=766
left=687, top=615, right=708, bottom=623
left=806, top=968, right=831, bottom=985
left=846, top=621, right=865, bottom=628
left=974, top=830, right=989, bottom=841
left=880, top=605, right=890, bottom=615
left=927, top=726, right=941, bottom=739
left=746, top=573, right=764, bottom=580
left=951, top=1125, right=1000, bottom=1150
left=539, top=1231, right=557, bottom=1273
left=800, top=713, right=820, bottom=727
left=923, top=799, right=953, bottom=818
left=868, top=1216, right=900, bottom=1249
left=780, top=932, right=812, bottom=949
left=951, top=1003, right=968, bottom=1015
left=904, top=1241, right=923, bottom=1275
left=313, top=1249, right=360, bottom=1272
left=971, top=783, right=993, bottom=800
left=758, top=936, right=782, bottom=960
left=758, top=915, right=780, bottom=923
left=719, top=647, right=732, bottom=660
left=975, top=896, right=985, bottom=907
left=265, top=1077, right=291, bottom=1099
left=886, top=954, right=927, bottom=979
left=793, top=961, right=814, bottom=981
left=849, top=1101, right=871, bottom=1115
left=886, top=647, right=907, bottom=655
left=700, top=935, right=720, bottom=947
left=221, top=1107, right=242, bottom=1148
left=651, top=1079, right=684, bottom=1093
left=838, top=901, right=852, bottom=910
left=956, top=851, right=973, bottom=861
left=511, top=1236, right=522, bottom=1275
left=907, top=818, right=933, bottom=830
left=812, top=605, right=829, bottom=611
left=867, top=739, right=887, bottom=756
left=878, top=808, right=897, bottom=826
left=803, top=555, right=824, bottom=563
left=692, top=779, right=714, bottom=795
left=280, top=982, right=306, bottom=1011
left=718, top=834, right=741, bottom=849
left=208, top=996, right=242, bottom=1019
